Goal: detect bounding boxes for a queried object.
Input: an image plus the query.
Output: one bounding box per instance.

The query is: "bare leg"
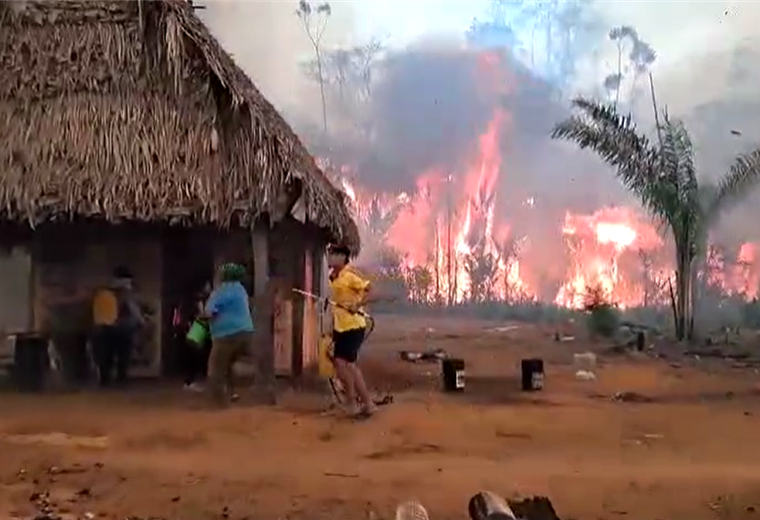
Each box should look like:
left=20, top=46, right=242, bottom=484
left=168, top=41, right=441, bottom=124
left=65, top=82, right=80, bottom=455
left=333, top=358, right=357, bottom=412
left=349, top=363, right=376, bottom=413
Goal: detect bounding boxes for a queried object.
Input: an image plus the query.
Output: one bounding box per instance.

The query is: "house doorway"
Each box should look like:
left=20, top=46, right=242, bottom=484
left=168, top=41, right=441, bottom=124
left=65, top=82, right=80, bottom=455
left=160, top=229, right=215, bottom=377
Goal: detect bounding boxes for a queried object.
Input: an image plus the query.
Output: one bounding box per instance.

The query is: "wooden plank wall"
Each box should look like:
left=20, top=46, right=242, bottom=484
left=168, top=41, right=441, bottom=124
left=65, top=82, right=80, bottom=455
left=268, top=219, right=299, bottom=377
left=0, top=247, right=32, bottom=334
left=301, top=245, right=318, bottom=369
left=273, top=291, right=293, bottom=376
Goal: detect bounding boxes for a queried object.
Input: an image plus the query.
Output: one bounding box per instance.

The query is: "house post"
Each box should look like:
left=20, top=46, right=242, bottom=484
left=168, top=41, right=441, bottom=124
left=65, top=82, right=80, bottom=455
left=251, top=218, right=276, bottom=398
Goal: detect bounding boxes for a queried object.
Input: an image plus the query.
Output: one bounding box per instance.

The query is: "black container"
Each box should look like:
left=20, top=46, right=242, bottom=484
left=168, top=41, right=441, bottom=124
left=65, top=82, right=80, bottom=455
left=441, top=358, right=465, bottom=392
left=636, top=331, right=646, bottom=351
left=13, top=333, right=49, bottom=392
left=520, top=358, right=544, bottom=392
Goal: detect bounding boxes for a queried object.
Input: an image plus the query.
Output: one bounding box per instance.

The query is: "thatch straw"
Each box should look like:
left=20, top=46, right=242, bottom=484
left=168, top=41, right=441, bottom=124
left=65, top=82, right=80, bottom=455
left=0, top=0, right=360, bottom=252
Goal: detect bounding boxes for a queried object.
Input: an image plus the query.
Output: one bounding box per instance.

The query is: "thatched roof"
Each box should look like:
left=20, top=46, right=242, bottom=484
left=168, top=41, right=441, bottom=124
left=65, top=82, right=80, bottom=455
left=0, top=0, right=359, bottom=252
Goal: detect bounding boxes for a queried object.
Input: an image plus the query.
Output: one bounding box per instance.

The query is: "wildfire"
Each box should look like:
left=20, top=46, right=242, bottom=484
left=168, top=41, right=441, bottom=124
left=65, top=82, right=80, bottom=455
left=320, top=50, right=760, bottom=309
left=553, top=207, right=664, bottom=309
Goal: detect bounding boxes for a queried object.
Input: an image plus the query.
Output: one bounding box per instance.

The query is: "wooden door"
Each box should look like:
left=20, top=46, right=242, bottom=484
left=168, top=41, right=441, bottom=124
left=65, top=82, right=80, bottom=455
left=273, top=290, right=293, bottom=376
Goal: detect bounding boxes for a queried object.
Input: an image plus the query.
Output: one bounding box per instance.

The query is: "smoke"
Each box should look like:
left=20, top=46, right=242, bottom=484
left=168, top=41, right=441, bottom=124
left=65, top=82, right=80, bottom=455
left=684, top=37, right=760, bottom=248
left=198, top=0, right=358, bottom=118
left=198, top=0, right=760, bottom=301
left=308, top=35, right=630, bottom=223
left=362, top=42, right=493, bottom=192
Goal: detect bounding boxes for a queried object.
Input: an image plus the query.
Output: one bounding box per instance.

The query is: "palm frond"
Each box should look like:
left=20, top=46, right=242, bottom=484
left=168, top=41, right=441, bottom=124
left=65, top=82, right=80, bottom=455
left=551, top=97, right=666, bottom=221
left=658, top=115, right=701, bottom=245
left=659, top=115, right=698, bottom=202
left=706, top=148, right=760, bottom=223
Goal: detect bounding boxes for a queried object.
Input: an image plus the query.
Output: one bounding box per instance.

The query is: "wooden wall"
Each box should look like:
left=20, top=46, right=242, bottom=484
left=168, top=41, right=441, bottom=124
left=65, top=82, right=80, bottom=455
left=12, top=219, right=328, bottom=379
left=31, top=227, right=163, bottom=372
left=267, top=219, right=326, bottom=377
left=301, top=246, right=318, bottom=369
left=0, top=247, right=32, bottom=334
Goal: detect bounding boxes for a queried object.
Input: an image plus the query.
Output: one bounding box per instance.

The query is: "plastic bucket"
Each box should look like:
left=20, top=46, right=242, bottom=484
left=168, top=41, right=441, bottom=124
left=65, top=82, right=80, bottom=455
left=186, top=320, right=208, bottom=345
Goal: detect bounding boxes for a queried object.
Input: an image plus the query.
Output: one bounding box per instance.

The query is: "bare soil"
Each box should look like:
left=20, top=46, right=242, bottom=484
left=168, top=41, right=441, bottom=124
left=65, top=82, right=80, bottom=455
left=2, top=315, right=760, bottom=520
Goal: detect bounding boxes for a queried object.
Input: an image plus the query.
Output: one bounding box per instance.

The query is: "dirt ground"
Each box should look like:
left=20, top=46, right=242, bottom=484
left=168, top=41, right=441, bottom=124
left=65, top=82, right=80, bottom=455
left=2, top=315, right=760, bottom=520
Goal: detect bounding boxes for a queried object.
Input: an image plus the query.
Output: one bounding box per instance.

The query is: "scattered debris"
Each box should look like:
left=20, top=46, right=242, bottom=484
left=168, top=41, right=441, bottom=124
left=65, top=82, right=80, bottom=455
left=324, top=471, right=359, bottom=478
left=508, top=496, right=562, bottom=520
left=553, top=332, right=575, bottom=342
left=47, top=465, right=87, bottom=476
left=399, top=348, right=448, bottom=363
left=488, top=325, right=521, bottom=333
left=611, top=391, right=654, bottom=403
left=684, top=347, right=750, bottom=360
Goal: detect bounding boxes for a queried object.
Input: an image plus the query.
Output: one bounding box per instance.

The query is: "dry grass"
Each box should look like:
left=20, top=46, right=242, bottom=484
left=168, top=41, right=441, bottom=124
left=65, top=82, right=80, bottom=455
left=0, top=0, right=359, bottom=252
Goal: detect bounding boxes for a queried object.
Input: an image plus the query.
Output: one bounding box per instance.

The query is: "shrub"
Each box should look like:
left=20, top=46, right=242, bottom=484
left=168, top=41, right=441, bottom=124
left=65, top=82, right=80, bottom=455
left=583, top=285, right=620, bottom=338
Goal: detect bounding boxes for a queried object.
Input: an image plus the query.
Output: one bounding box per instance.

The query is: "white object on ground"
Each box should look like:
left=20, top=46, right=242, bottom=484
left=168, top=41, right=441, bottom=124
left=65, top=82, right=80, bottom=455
left=575, top=369, right=596, bottom=381
left=488, top=325, right=521, bottom=333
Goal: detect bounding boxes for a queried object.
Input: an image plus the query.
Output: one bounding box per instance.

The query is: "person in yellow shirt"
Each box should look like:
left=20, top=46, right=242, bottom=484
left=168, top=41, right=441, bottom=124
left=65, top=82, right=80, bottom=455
left=328, top=244, right=376, bottom=418
left=91, top=267, right=145, bottom=387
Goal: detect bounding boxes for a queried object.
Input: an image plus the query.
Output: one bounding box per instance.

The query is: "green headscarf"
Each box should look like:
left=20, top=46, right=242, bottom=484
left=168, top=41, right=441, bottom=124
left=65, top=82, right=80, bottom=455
left=220, top=262, right=246, bottom=283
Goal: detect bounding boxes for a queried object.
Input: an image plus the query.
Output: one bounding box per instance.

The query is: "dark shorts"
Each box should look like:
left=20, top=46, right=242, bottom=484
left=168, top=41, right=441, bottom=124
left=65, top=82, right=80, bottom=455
left=332, top=328, right=366, bottom=363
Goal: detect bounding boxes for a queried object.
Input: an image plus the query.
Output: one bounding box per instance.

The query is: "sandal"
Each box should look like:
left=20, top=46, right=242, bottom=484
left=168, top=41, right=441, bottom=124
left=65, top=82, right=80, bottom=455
left=354, top=405, right=376, bottom=420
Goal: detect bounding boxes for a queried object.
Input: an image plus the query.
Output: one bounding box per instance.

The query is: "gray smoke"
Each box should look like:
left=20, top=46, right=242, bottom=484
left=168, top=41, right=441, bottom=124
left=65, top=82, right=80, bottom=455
left=364, top=44, right=493, bottom=192
left=199, top=0, right=760, bottom=286
left=199, top=0, right=357, bottom=117
left=306, top=37, right=629, bottom=229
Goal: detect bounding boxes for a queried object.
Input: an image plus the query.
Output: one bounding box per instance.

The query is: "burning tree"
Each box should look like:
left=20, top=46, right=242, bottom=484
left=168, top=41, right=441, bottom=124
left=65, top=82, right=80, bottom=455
left=406, top=265, right=433, bottom=305
left=464, top=244, right=499, bottom=303
left=374, top=246, right=408, bottom=302
left=553, top=98, right=760, bottom=341
left=638, top=248, right=667, bottom=307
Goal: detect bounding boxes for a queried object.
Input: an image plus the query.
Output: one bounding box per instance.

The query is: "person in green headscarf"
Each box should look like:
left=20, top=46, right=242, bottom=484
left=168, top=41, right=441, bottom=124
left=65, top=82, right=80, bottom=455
left=202, top=262, right=255, bottom=407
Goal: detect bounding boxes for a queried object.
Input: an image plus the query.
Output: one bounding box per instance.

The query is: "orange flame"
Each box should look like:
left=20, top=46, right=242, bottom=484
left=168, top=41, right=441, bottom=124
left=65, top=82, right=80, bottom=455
left=320, top=50, right=760, bottom=308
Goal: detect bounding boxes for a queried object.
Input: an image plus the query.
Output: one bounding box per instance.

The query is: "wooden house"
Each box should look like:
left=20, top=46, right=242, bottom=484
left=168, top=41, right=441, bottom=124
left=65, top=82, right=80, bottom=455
left=0, top=0, right=359, bottom=380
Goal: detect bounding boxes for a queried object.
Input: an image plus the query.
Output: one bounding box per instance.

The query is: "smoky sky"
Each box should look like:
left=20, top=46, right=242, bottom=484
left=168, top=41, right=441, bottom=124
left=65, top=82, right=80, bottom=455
left=359, top=46, right=493, bottom=192
left=197, top=0, right=760, bottom=253
left=684, top=41, right=760, bottom=247
left=345, top=41, right=629, bottom=222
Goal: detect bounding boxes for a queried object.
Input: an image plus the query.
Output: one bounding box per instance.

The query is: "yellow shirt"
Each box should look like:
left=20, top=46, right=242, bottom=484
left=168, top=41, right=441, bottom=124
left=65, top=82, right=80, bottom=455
left=92, top=288, right=118, bottom=326
left=330, top=266, right=370, bottom=332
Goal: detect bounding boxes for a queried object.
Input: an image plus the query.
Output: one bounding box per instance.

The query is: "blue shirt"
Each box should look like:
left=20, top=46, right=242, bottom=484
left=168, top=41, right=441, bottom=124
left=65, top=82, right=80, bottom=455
left=205, top=282, right=254, bottom=339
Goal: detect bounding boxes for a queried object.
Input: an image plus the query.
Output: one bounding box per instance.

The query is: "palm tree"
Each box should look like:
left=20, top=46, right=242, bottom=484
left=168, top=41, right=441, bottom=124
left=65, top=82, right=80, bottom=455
left=551, top=98, right=760, bottom=340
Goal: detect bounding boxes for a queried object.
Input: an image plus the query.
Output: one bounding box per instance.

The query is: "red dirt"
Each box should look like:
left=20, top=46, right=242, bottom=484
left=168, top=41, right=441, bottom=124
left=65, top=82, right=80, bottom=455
left=2, top=315, right=760, bottom=520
